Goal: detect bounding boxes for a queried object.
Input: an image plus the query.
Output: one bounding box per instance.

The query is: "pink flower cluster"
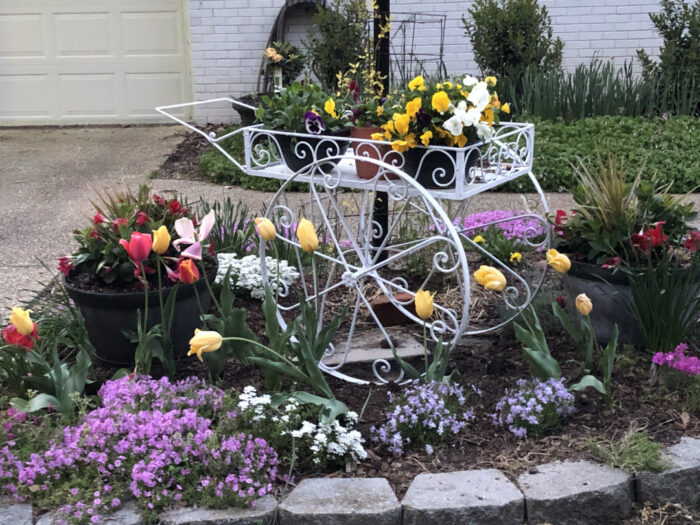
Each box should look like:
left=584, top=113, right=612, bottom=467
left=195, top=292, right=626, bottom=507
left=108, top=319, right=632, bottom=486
left=652, top=343, right=700, bottom=377
left=456, top=210, right=546, bottom=244
left=0, top=376, right=278, bottom=524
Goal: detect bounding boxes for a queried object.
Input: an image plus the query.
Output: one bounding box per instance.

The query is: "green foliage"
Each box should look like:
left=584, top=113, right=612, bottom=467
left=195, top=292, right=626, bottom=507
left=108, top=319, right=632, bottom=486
left=303, top=0, right=371, bottom=91
left=391, top=336, right=459, bottom=385
left=502, top=116, right=700, bottom=194
left=587, top=430, right=670, bottom=473
left=463, top=0, right=563, bottom=79
left=513, top=306, right=562, bottom=380
left=195, top=197, right=258, bottom=256
left=263, top=41, right=306, bottom=85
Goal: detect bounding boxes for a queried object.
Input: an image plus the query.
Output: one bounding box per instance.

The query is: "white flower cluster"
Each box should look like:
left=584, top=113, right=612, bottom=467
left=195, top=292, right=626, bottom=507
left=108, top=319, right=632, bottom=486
left=216, top=254, right=300, bottom=300
left=235, top=386, right=367, bottom=465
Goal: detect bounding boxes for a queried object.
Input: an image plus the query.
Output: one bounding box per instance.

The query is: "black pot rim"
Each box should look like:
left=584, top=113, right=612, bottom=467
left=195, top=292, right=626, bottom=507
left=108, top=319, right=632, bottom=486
left=568, top=259, right=630, bottom=285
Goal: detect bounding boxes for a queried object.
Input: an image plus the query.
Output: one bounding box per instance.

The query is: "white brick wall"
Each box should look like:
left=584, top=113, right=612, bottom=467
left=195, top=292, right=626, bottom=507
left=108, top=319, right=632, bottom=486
left=188, top=0, right=663, bottom=123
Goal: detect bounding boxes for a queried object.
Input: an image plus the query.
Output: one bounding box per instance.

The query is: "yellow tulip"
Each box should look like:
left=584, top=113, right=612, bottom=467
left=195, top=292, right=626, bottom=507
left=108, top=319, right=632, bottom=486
left=296, top=218, right=319, bottom=252
left=473, top=265, right=507, bottom=291
left=510, top=252, right=522, bottom=263
left=254, top=217, right=276, bottom=241
left=151, top=225, right=171, bottom=254
left=546, top=249, right=572, bottom=274
left=501, top=102, right=510, bottom=114
left=393, top=113, right=410, bottom=135
left=9, top=307, right=34, bottom=336
left=414, top=289, right=435, bottom=320
left=431, top=91, right=451, bottom=114
left=188, top=329, right=223, bottom=362
left=576, top=294, right=593, bottom=316
left=485, top=76, right=498, bottom=87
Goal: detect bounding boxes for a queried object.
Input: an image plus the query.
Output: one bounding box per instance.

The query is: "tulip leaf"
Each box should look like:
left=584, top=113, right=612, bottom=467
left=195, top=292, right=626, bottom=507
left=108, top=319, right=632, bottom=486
left=570, top=374, right=606, bottom=395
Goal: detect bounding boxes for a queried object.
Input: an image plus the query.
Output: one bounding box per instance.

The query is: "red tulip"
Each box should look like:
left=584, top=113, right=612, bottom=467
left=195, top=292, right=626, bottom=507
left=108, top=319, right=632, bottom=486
left=178, top=259, right=199, bottom=284
left=94, top=212, right=105, bottom=224
left=136, top=212, right=150, bottom=226
left=119, top=232, right=152, bottom=264
left=2, top=323, right=39, bottom=350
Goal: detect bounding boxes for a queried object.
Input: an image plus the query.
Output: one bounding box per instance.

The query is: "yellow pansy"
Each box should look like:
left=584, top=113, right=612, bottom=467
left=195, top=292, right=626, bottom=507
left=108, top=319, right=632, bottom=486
left=324, top=98, right=338, bottom=119
left=377, top=105, right=384, bottom=116
left=510, top=252, right=522, bottom=263
left=371, top=132, right=385, bottom=141
left=405, top=133, right=417, bottom=148
left=408, top=75, right=426, bottom=91
left=455, top=134, right=468, bottom=148
left=405, top=97, right=422, bottom=119
left=419, top=130, right=433, bottom=146
left=391, top=140, right=410, bottom=153
left=393, top=113, right=410, bottom=135
left=481, top=108, right=495, bottom=126
left=501, top=102, right=510, bottom=114
left=485, top=76, right=497, bottom=87
left=490, top=93, right=501, bottom=109
left=443, top=81, right=453, bottom=89
left=473, top=265, right=507, bottom=291
left=414, top=289, right=435, bottom=320
left=473, top=235, right=484, bottom=244
left=431, top=91, right=450, bottom=114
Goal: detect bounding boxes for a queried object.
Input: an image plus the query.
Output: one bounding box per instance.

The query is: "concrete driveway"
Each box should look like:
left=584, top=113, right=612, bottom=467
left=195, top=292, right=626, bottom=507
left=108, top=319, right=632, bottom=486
left=1, top=125, right=698, bottom=315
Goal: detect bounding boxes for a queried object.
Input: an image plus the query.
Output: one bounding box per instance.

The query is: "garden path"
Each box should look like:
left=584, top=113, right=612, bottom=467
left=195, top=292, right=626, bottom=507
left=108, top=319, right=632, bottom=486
left=1, top=125, right=699, bottom=314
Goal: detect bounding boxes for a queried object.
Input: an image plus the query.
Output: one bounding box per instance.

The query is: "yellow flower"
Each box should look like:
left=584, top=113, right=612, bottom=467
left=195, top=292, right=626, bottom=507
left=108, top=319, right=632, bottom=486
left=377, top=105, right=384, bottom=116
left=9, top=307, right=34, bottom=336
left=272, top=53, right=283, bottom=63
left=473, top=235, right=485, bottom=244
left=393, top=113, right=410, bottom=135
left=371, top=132, right=385, bottom=141
left=419, top=130, right=433, bottom=146
left=510, top=252, right=522, bottom=263
left=443, top=81, right=453, bottom=89
left=408, top=75, right=426, bottom=91
left=151, top=225, right=171, bottom=254
left=254, top=217, right=276, bottom=241
left=454, top=133, right=468, bottom=148
left=264, top=47, right=277, bottom=58
left=501, top=103, right=510, bottom=114
left=485, top=76, right=497, bottom=87
left=188, top=329, right=223, bottom=362
left=546, top=249, right=571, bottom=274
left=297, top=218, right=319, bottom=252
left=414, top=289, right=435, bottom=320
left=391, top=140, right=410, bottom=153
left=405, top=97, right=422, bottom=119
left=310, top=108, right=319, bottom=116
left=576, top=293, right=593, bottom=316
left=490, top=93, right=501, bottom=109
left=482, top=108, right=495, bottom=126
left=382, top=120, right=395, bottom=138
left=431, top=91, right=450, bottom=114
left=405, top=133, right=417, bottom=148
left=324, top=98, right=338, bottom=119
left=473, top=266, right=507, bottom=291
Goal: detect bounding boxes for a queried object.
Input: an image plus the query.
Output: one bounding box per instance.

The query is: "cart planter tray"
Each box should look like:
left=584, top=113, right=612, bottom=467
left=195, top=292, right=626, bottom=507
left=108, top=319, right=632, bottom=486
left=157, top=98, right=550, bottom=384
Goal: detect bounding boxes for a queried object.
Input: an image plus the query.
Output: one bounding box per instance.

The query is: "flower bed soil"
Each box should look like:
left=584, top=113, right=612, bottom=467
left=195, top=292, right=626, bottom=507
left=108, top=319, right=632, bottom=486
left=92, top=289, right=700, bottom=500
left=157, top=126, right=221, bottom=181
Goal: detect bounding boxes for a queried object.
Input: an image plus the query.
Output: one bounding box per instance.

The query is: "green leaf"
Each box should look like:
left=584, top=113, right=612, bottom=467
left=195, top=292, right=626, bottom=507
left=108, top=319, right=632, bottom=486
left=523, top=347, right=562, bottom=380
left=570, top=374, right=606, bottom=395
left=551, top=301, right=583, bottom=344
left=11, top=393, right=62, bottom=414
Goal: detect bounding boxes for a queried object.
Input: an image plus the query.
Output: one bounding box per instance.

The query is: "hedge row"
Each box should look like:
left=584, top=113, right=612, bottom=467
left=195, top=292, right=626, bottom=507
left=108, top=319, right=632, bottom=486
left=199, top=116, right=700, bottom=194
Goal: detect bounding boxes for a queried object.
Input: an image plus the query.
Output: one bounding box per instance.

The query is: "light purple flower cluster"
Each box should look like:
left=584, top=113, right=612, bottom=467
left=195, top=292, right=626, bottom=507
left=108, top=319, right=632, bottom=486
left=0, top=376, right=277, bottom=524
left=491, top=378, right=575, bottom=439
left=456, top=210, right=546, bottom=244
left=652, top=343, right=700, bottom=376
left=370, top=381, right=474, bottom=455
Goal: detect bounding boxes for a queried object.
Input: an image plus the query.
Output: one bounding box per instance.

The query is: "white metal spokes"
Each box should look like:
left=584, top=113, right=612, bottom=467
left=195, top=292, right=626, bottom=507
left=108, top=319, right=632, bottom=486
left=260, top=162, right=470, bottom=384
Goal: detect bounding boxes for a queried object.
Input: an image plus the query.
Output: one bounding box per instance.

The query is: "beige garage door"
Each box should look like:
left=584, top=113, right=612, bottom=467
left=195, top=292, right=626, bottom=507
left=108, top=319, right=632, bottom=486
left=0, top=0, right=192, bottom=125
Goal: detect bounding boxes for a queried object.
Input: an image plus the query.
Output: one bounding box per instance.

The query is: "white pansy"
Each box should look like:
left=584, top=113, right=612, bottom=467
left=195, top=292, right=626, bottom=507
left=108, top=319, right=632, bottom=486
left=442, top=114, right=463, bottom=136
left=467, top=81, right=490, bottom=112
left=463, top=107, right=482, bottom=127
left=462, top=75, right=479, bottom=87
left=476, top=123, right=495, bottom=142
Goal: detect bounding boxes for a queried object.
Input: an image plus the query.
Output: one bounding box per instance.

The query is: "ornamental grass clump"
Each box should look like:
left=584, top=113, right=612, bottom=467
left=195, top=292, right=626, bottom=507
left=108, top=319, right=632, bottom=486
left=491, top=378, right=575, bottom=439
left=371, top=381, right=474, bottom=455
left=0, top=376, right=278, bottom=524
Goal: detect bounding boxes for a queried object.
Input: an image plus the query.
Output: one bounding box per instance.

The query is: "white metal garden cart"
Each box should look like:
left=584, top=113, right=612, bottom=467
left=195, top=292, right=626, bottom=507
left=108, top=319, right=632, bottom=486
left=157, top=98, right=551, bottom=384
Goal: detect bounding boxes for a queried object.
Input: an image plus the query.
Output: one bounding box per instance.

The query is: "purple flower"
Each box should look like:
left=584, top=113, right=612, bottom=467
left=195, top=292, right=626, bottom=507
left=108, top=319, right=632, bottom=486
left=303, top=111, right=325, bottom=135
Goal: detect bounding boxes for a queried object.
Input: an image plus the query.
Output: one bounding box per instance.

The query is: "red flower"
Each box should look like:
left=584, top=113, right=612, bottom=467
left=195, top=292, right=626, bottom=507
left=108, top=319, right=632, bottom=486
left=58, top=256, right=74, bottom=277
left=554, top=210, right=567, bottom=226
left=153, top=194, right=168, bottom=207
left=89, top=230, right=100, bottom=240
left=119, top=232, right=153, bottom=264
left=113, top=217, right=128, bottom=232
left=136, top=212, right=150, bottom=226
left=601, top=257, right=622, bottom=269
left=556, top=295, right=566, bottom=308
left=94, top=212, right=105, bottom=224
left=632, top=222, right=668, bottom=254
left=684, top=230, right=700, bottom=252
left=169, top=200, right=185, bottom=215
left=178, top=259, right=199, bottom=284
left=2, top=323, right=39, bottom=350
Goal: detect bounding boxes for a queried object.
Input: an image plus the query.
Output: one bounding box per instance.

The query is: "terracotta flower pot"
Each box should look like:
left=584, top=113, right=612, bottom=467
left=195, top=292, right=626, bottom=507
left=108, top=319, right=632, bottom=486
left=350, top=126, right=399, bottom=180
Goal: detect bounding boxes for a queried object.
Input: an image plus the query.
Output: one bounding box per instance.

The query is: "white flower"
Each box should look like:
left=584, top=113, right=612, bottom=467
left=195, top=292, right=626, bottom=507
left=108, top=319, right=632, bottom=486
left=467, top=81, right=490, bottom=112
left=462, top=75, right=479, bottom=87
left=442, top=115, right=463, bottom=136
left=476, top=123, right=494, bottom=142
left=216, top=253, right=300, bottom=299
left=463, top=107, right=482, bottom=127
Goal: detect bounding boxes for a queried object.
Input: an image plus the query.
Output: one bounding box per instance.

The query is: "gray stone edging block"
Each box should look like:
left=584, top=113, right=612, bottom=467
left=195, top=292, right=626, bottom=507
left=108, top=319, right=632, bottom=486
left=401, top=469, right=524, bottom=525
left=0, top=502, right=32, bottom=525
left=278, top=478, right=401, bottom=525
left=158, top=494, right=278, bottom=525
left=635, top=436, right=700, bottom=508
left=35, top=502, right=142, bottom=525
left=518, top=460, right=633, bottom=525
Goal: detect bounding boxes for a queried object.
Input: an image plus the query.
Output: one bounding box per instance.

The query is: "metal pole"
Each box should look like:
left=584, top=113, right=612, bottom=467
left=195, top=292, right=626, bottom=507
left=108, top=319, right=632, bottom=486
left=373, top=0, right=390, bottom=261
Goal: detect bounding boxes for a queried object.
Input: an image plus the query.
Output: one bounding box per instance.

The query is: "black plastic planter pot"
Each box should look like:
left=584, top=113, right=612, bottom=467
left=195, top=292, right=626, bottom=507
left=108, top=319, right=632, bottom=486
left=402, top=146, right=482, bottom=189
left=276, top=128, right=351, bottom=174
left=563, top=260, right=641, bottom=346
left=65, top=271, right=214, bottom=366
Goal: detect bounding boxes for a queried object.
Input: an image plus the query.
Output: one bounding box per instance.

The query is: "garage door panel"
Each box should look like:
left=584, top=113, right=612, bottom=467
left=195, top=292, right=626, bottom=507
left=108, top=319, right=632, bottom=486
left=0, top=1, right=191, bottom=125
left=54, top=13, right=111, bottom=57
left=0, top=75, right=51, bottom=117
left=59, top=74, right=116, bottom=116
left=0, top=14, right=45, bottom=58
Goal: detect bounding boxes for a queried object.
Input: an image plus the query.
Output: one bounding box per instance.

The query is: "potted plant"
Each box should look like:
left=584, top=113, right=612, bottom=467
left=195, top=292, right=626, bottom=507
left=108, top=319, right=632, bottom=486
left=58, top=185, right=218, bottom=366
left=254, top=81, right=352, bottom=174
left=552, top=153, right=698, bottom=347
left=371, top=74, right=510, bottom=188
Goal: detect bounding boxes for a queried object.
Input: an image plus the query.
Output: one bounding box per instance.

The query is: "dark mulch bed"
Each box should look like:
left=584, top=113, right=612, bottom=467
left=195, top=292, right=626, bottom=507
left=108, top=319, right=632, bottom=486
left=156, top=125, right=222, bottom=181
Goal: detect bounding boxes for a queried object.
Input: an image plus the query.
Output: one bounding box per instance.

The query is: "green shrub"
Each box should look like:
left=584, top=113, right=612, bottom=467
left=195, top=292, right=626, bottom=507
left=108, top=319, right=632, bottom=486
left=462, top=0, right=563, bottom=79
left=503, top=116, right=700, bottom=193
left=586, top=430, right=670, bottom=473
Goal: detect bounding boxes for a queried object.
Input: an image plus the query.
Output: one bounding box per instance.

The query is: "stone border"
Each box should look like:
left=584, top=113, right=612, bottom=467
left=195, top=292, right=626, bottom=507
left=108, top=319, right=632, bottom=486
left=2, top=438, right=697, bottom=525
